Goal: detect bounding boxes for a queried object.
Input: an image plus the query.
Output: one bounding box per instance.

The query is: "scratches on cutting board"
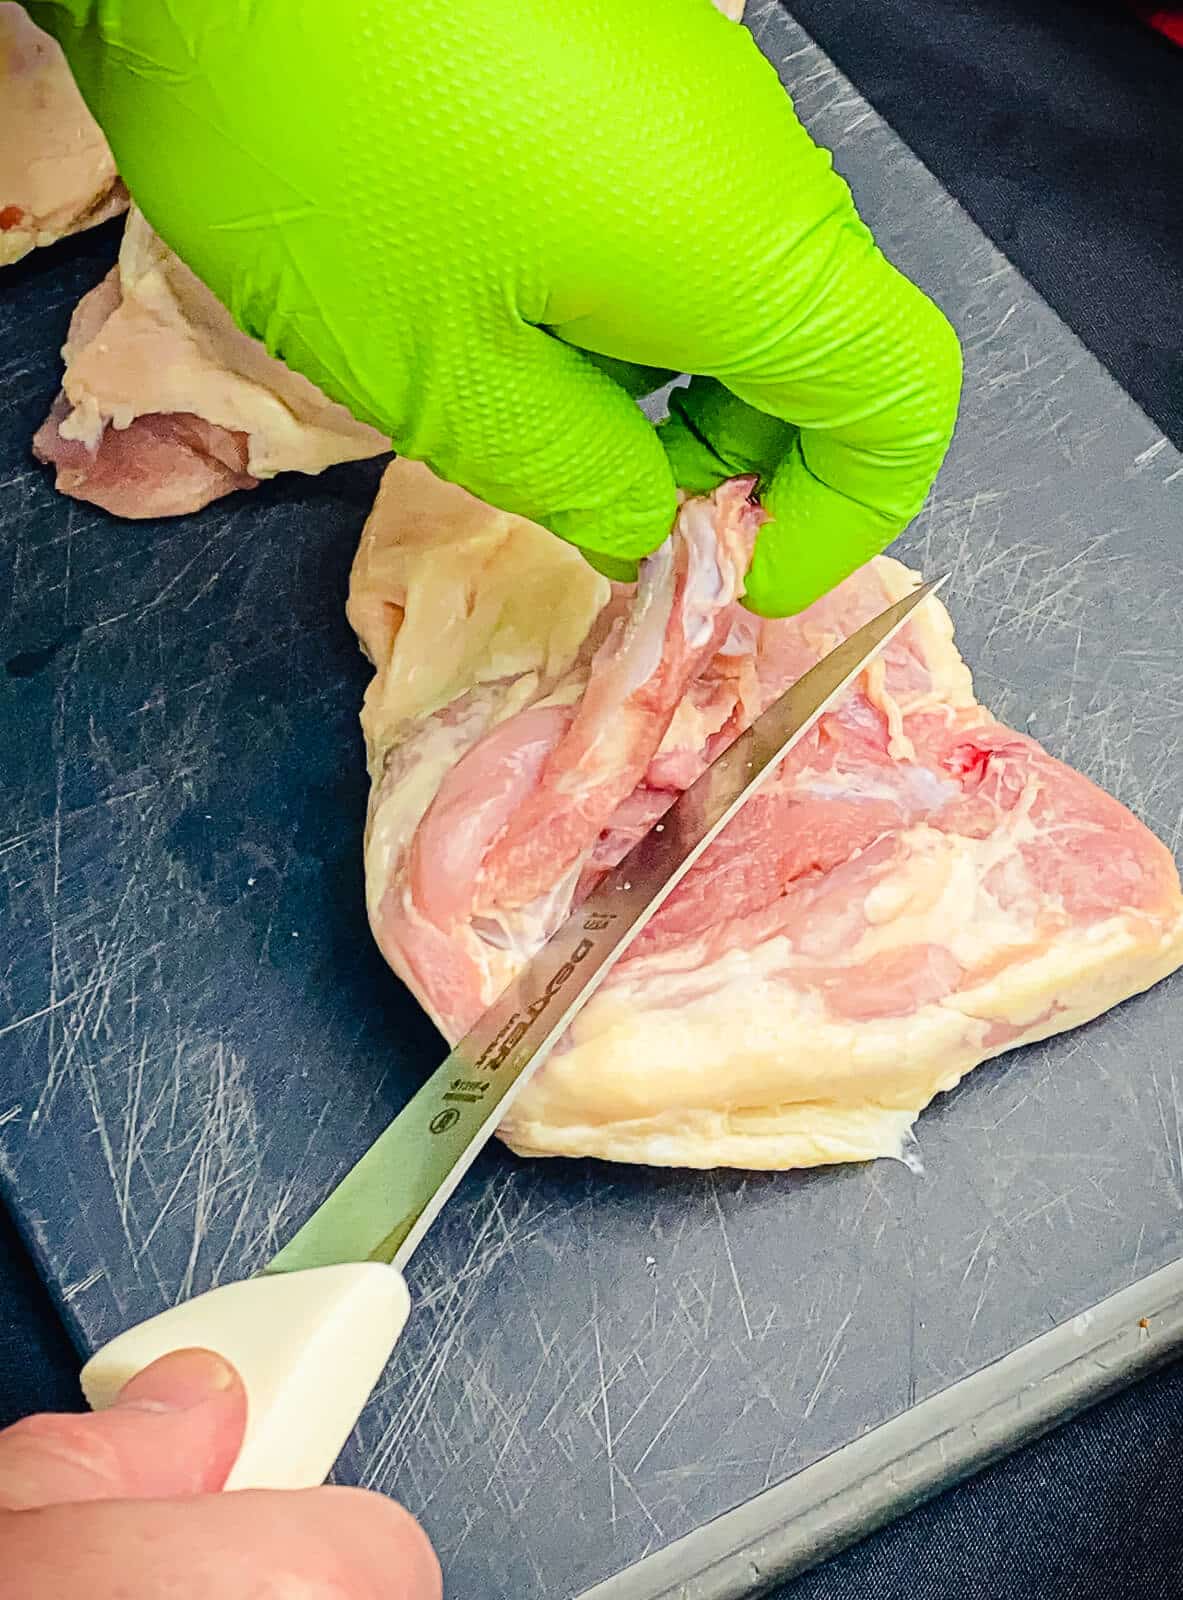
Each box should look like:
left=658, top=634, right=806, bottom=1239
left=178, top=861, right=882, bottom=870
left=802, top=1308, right=856, bottom=1420
left=2, top=12, right=1181, bottom=1597
left=1132, top=438, right=1169, bottom=472
left=710, top=1175, right=755, bottom=1343
left=591, top=1315, right=617, bottom=1526
left=631, top=1363, right=713, bottom=1474
left=1149, top=1058, right=1183, bottom=1213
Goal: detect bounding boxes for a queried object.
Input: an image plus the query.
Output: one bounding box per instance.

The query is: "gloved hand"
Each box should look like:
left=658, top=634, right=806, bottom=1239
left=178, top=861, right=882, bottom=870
left=26, top=0, right=961, bottom=615
left=0, top=1348, right=440, bottom=1599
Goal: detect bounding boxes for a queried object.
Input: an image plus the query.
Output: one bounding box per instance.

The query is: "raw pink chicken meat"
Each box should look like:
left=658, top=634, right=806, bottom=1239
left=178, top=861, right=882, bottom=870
left=33, top=208, right=387, bottom=517
left=0, top=4, right=126, bottom=266
left=350, top=460, right=1183, bottom=1170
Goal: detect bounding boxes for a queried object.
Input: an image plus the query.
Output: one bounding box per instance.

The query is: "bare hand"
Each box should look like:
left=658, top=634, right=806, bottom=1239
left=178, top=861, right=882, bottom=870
left=0, top=1348, right=440, bottom=1599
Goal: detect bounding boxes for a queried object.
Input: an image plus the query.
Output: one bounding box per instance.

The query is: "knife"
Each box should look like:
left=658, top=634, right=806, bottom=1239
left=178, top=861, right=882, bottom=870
left=79, top=574, right=946, bottom=1490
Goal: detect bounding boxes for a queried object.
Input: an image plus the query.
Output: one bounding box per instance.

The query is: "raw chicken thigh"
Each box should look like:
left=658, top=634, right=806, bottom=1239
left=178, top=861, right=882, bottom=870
left=349, top=461, right=1183, bottom=1171
left=0, top=3, right=126, bottom=266
left=33, top=208, right=387, bottom=518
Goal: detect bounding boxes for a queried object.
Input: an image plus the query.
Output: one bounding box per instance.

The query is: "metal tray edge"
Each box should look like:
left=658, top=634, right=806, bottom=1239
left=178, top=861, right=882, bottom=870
left=578, top=1254, right=1183, bottom=1600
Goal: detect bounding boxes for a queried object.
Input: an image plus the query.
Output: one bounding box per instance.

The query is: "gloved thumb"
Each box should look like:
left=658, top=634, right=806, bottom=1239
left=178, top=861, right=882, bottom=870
left=414, top=321, right=679, bottom=582
left=0, top=1349, right=246, bottom=1510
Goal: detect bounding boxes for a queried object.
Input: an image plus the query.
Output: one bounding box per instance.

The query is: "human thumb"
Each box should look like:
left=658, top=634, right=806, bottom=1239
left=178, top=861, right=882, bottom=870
left=0, top=1348, right=246, bottom=1510
left=411, top=321, right=679, bottom=582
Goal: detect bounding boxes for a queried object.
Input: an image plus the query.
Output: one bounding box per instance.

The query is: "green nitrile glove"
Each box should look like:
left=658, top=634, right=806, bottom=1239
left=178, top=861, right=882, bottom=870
left=26, top=0, right=961, bottom=615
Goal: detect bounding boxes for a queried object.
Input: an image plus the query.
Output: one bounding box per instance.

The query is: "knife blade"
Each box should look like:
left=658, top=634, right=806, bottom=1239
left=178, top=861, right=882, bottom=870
left=78, top=573, right=946, bottom=1491
left=268, top=572, right=947, bottom=1277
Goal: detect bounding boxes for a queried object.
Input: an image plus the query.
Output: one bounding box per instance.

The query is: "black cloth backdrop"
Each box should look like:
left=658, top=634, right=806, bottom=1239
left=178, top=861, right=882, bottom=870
left=788, top=0, right=1183, bottom=449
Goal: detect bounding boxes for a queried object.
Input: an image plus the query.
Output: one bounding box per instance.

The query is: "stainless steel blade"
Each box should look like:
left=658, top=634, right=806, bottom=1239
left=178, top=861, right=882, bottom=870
left=265, top=575, right=946, bottom=1277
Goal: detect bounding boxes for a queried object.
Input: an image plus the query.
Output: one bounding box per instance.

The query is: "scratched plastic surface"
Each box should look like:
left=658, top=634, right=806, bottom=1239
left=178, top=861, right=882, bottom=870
left=1, top=6, right=1180, bottom=1597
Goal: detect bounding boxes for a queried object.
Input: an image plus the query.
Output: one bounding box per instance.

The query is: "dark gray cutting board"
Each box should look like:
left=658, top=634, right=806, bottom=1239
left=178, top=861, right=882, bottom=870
left=2, top=5, right=1181, bottom=1597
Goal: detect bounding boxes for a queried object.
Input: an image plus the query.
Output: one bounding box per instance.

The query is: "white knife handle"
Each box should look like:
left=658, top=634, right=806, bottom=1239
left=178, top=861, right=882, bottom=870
left=79, top=1263, right=410, bottom=1491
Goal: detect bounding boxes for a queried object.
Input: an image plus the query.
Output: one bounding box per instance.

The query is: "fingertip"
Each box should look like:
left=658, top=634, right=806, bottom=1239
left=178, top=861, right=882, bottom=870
left=581, top=547, right=639, bottom=584
left=110, top=1349, right=247, bottom=1491
left=416, top=316, right=678, bottom=583
left=115, top=1348, right=242, bottom=1413
left=741, top=532, right=795, bottom=617
left=741, top=508, right=807, bottom=617
left=743, top=510, right=884, bottom=618
left=548, top=471, right=676, bottom=572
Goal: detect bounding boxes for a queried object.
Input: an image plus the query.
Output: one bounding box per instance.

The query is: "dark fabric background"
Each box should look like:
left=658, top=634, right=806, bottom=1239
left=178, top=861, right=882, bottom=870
left=0, top=1208, right=80, bottom=1423
left=787, top=0, right=1183, bottom=449
left=1, top=0, right=1180, bottom=1595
